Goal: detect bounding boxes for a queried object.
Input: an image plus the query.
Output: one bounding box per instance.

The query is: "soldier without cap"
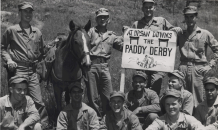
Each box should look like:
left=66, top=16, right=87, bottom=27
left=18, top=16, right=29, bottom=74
left=1, top=2, right=51, bottom=128
left=0, top=76, right=41, bottom=130
left=127, top=0, right=182, bottom=95
left=177, top=6, right=218, bottom=107
left=160, top=70, right=194, bottom=115
left=125, top=71, right=160, bottom=129
left=56, top=82, right=99, bottom=130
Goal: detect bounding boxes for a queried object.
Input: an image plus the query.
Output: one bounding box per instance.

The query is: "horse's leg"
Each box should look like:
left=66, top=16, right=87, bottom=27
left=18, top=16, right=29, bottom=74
left=53, top=82, right=63, bottom=115
left=65, top=86, right=70, bottom=105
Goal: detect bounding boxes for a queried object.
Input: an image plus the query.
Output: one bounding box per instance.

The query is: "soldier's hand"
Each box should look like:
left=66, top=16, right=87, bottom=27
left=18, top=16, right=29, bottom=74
left=7, top=59, right=17, bottom=71
left=133, top=107, right=142, bottom=115
left=170, top=27, right=183, bottom=34
left=198, top=65, right=212, bottom=74
left=17, top=124, right=26, bottom=130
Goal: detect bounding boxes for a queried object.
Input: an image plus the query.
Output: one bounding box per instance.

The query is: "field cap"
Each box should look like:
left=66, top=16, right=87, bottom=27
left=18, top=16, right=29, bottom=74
left=110, top=91, right=125, bottom=101
left=95, top=8, right=109, bottom=17
left=183, top=6, right=197, bottom=14
left=132, top=71, right=148, bottom=81
left=168, top=70, right=185, bottom=80
left=203, top=77, right=218, bottom=86
left=18, top=2, right=34, bottom=10
left=9, top=75, right=29, bottom=86
left=142, top=0, right=155, bottom=3
left=164, top=89, right=181, bottom=100
left=69, top=82, right=84, bottom=91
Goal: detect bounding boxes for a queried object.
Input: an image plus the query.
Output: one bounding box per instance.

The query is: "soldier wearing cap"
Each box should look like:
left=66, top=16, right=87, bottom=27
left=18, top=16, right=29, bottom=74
left=87, top=8, right=123, bottom=118
left=177, top=6, right=218, bottom=108
left=125, top=71, right=160, bottom=129
left=125, top=0, right=182, bottom=96
left=100, top=91, right=142, bottom=130
left=160, top=70, right=194, bottom=115
left=146, top=89, right=205, bottom=130
left=1, top=1, right=51, bottom=128
left=56, top=82, right=99, bottom=130
left=194, top=77, right=218, bottom=129
left=0, top=76, right=42, bottom=130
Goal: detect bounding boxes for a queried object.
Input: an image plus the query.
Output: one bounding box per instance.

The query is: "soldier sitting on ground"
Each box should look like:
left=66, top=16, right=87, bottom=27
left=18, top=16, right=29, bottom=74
left=146, top=89, right=205, bottom=130
left=160, top=70, right=194, bottom=115
left=194, top=77, right=218, bottom=129
left=56, top=82, right=99, bottom=130
left=125, top=71, right=160, bottom=129
left=0, top=76, right=41, bottom=130
left=100, top=91, right=142, bottom=130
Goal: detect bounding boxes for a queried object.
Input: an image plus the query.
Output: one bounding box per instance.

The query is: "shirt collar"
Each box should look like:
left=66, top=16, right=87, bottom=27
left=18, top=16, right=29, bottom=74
left=15, top=23, right=36, bottom=33
left=5, top=95, right=26, bottom=109
left=65, top=102, right=89, bottom=111
left=213, top=96, right=218, bottom=106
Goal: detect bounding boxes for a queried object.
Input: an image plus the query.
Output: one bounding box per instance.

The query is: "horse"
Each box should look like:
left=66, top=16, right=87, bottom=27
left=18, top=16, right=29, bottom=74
left=47, top=20, right=91, bottom=117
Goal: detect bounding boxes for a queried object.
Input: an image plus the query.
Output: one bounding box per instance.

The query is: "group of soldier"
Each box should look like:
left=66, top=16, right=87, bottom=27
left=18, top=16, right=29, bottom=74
left=1, top=0, right=218, bottom=130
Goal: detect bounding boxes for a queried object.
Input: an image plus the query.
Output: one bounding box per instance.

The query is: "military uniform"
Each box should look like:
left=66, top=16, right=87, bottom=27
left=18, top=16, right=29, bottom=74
left=161, top=88, right=194, bottom=115
left=125, top=88, right=160, bottom=128
left=56, top=103, right=99, bottom=130
left=194, top=77, right=218, bottom=129
left=131, top=16, right=174, bottom=95
left=146, top=112, right=205, bottom=130
left=87, top=8, right=123, bottom=117
left=1, top=2, right=50, bottom=127
left=102, top=107, right=142, bottom=130
left=177, top=6, right=218, bottom=107
left=0, top=95, right=41, bottom=130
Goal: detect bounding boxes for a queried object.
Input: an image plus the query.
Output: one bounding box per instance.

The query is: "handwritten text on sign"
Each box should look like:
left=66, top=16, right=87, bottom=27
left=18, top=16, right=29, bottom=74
left=121, top=28, right=177, bottom=72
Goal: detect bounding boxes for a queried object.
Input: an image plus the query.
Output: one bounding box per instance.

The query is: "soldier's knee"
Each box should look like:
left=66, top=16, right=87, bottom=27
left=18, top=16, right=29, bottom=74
left=147, top=113, right=158, bottom=121
left=33, top=123, right=42, bottom=130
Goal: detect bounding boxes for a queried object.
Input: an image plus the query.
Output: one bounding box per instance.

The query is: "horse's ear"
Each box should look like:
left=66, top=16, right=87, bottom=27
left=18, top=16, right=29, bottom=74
left=69, top=20, right=75, bottom=31
left=84, top=20, right=91, bottom=32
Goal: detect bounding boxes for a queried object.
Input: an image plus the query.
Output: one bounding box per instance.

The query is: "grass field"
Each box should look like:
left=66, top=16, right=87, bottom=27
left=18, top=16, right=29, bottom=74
left=1, top=0, right=218, bottom=125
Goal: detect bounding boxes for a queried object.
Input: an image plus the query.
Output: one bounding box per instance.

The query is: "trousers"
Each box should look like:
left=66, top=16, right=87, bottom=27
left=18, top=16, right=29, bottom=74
left=86, top=63, right=112, bottom=117
left=179, top=62, right=206, bottom=107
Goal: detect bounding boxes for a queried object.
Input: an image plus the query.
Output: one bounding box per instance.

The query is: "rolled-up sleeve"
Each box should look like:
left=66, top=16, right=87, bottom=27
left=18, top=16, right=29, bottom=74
left=23, top=97, right=40, bottom=126
left=113, top=35, right=123, bottom=52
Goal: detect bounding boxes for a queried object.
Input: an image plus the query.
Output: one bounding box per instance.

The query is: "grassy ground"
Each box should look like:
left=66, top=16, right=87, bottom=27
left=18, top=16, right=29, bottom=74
left=1, top=0, right=218, bottom=126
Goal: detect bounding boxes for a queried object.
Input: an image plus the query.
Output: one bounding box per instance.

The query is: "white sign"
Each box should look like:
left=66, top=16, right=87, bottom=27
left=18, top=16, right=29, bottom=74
left=121, top=28, right=177, bottom=72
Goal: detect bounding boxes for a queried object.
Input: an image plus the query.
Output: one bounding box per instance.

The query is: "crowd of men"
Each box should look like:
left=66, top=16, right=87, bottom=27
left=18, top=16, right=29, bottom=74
left=1, top=0, right=218, bottom=130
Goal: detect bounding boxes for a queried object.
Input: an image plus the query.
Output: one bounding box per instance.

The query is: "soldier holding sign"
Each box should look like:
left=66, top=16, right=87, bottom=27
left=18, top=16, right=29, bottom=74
left=177, top=6, right=218, bottom=107
left=128, top=0, right=182, bottom=95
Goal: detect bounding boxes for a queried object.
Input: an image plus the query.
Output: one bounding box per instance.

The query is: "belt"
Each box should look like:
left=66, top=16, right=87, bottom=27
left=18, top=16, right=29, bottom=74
left=16, top=60, right=36, bottom=67
left=90, top=56, right=108, bottom=64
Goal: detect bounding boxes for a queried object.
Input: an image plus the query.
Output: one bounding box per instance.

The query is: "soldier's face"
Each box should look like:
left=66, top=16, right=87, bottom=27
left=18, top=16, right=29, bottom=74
left=168, top=76, right=182, bottom=90
left=165, top=97, right=181, bottom=116
left=142, top=2, right=155, bottom=17
left=96, top=15, right=109, bottom=27
left=10, top=83, right=27, bottom=102
left=20, top=8, right=33, bottom=23
left=70, top=87, right=83, bottom=102
left=184, top=14, right=197, bottom=27
left=205, top=83, right=218, bottom=101
left=109, top=97, right=124, bottom=113
left=132, top=76, right=147, bottom=91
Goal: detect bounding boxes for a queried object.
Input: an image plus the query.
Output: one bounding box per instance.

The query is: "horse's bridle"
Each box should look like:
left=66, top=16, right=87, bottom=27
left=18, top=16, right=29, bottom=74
left=68, top=28, right=90, bottom=64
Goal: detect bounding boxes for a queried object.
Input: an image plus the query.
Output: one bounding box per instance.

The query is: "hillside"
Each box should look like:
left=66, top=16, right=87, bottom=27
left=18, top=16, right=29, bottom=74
left=1, top=0, right=218, bottom=126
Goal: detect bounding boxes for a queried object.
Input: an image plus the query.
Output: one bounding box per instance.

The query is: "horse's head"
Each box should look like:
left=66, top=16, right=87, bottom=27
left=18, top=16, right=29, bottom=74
left=68, top=20, right=91, bottom=66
